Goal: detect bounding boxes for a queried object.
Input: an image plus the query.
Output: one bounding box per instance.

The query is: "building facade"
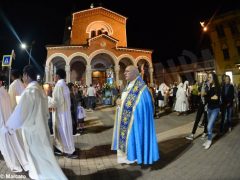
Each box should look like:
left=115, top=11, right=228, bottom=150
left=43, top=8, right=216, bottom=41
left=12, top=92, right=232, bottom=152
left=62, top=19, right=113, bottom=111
left=44, top=6, right=154, bottom=87
left=205, top=10, right=240, bottom=83
left=153, top=59, right=214, bottom=85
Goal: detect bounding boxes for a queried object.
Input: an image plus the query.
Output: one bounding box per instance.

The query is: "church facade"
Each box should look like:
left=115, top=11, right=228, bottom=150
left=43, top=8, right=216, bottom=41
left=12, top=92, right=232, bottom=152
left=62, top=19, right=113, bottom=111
left=45, top=7, right=154, bottom=87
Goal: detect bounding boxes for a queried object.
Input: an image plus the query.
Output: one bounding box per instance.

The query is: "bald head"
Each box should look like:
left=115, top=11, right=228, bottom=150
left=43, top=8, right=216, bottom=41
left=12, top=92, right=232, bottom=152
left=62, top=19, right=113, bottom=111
left=124, top=65, right=139, bottom=81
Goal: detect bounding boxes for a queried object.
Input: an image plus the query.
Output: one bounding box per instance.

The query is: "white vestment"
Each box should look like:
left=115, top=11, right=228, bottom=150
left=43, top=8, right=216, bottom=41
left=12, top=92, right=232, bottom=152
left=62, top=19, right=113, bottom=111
left=8, top=79, right=25, bottom=109
left=0, top=87, right=29, bottom=172
left=174, top=83, right=189, bottom=112
left=6, top=81, right=67, bottom=180
left=8, top=78, right=26, bottom=157
left=49, top=79, right=75, bottom=154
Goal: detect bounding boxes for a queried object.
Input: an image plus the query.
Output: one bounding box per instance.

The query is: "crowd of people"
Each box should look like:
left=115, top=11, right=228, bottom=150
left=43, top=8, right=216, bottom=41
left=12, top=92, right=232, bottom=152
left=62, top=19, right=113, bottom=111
left=150, top=72, right=239, bottom=150
left=0, top=63, right=239, bottom=179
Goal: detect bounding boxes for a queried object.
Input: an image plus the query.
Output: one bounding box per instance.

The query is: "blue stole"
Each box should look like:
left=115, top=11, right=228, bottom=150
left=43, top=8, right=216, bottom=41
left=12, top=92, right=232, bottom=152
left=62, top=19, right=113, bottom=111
left=119, top=76, right=146, bottom=153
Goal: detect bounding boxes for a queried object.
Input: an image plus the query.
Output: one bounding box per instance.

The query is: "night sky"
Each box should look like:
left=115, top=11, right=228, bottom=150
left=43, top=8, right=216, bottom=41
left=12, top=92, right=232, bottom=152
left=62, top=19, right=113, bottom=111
left=0, top=0, right=239, bottom=75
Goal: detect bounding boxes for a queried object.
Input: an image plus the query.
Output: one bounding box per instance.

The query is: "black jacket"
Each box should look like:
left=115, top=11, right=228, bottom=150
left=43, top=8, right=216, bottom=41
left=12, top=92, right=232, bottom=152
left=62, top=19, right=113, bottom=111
left=221, top=84, right=234, bottom=106
left=206, top=85, right=221, bottom=110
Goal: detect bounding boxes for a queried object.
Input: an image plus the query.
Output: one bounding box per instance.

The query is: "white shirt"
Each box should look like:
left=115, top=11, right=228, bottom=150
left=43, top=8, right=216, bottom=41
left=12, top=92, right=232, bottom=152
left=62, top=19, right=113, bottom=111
left=87, top=86, right=96, bottom=96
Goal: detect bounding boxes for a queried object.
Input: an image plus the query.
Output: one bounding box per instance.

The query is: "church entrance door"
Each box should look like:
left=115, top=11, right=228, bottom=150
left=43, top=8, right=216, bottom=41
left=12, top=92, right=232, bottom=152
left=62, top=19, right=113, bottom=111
left=92, top=70, right=106, bottom=87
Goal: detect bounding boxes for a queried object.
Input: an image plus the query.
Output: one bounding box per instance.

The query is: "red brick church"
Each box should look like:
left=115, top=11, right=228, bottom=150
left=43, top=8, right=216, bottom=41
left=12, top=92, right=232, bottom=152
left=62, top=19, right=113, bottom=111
left=45, top=6, right=154, bottom=87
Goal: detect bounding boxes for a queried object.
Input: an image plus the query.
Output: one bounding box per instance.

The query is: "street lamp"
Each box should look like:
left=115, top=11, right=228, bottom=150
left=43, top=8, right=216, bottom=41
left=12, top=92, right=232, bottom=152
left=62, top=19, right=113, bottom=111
left=21, top=43, right=27, bottom=49
left=200, top=21, right=208, bottom=32
left=20, top=41, right=34, bottom=65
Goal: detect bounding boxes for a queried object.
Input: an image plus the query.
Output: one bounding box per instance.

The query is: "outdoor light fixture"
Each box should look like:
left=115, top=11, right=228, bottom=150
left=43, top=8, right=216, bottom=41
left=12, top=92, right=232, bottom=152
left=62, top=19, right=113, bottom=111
left=200, top=21, right=208, bottom=32
left=21, top=43, right=27, bottom=49
left=20, top=41, right=35, bottom=65
left=68, top=26, right=71, bottom=30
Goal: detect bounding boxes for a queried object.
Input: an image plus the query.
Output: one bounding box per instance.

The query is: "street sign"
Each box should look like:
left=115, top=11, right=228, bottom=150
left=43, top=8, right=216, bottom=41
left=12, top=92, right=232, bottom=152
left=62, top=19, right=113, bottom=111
left=2, top=55, right=12, bottom=67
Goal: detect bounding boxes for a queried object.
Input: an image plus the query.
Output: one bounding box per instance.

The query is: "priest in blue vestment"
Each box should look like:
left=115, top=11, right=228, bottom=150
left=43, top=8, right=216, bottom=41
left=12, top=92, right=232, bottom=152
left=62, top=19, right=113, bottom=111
left=111, top=65, right=159, bottom=165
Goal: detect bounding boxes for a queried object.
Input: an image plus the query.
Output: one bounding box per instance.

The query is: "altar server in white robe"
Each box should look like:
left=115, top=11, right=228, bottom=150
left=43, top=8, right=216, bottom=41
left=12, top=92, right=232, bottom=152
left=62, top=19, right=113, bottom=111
left=49, top=68, right=77, bottom=158
left=8, top=69, right=25, bottom=109
left=4, top=65, right=67, bottom=180
left=8, top=69, right=26, bottom=156
left=0, top=76, right=29, bottom=172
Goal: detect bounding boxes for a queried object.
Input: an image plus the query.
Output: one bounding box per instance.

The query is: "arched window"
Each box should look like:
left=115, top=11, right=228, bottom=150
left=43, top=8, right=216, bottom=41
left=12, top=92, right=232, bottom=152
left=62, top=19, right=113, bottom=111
left=98, top=30, right=102, bottom=35
left=91, top=31, right=96, bottom=38
left=86, top=21, right=113, bottom=38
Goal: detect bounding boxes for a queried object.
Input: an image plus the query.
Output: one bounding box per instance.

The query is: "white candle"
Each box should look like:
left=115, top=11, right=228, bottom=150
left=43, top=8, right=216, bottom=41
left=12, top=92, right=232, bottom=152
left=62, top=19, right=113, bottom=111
left=16, top=96, right=21, bottom=104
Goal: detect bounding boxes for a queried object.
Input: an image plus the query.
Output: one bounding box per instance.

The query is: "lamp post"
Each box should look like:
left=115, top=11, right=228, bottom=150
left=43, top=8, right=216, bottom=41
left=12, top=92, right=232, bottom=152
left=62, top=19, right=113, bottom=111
left=20, top=41, right=35, bottom=65
left=28, top=46, right=33, bottom=65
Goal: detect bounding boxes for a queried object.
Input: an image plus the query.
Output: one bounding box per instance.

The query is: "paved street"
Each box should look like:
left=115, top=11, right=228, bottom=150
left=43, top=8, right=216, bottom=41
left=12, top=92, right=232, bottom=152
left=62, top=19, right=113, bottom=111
left=0, top=106, right=239, bottom=180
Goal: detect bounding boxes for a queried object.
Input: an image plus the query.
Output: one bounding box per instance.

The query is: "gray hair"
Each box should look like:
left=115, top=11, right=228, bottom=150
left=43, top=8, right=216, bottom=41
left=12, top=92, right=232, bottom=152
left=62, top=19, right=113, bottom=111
left=127, top=65, right=139, bottom=76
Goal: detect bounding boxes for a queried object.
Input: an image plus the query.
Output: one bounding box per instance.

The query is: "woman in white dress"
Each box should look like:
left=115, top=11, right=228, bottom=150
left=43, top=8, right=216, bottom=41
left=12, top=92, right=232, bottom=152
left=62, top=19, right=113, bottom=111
left=174, top=82, right=189, bottom=115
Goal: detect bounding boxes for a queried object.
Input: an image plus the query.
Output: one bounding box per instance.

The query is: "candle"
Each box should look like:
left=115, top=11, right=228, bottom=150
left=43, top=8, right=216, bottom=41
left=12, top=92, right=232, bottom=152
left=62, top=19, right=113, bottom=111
left=16, top=96, right=21, bottom=104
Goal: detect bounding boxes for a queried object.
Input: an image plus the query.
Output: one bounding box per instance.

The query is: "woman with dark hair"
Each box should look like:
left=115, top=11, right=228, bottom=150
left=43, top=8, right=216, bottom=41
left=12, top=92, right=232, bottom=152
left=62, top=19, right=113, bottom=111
left=203, top=72, right=221, bottom=149
left=67, top=83, right=79, bottom=136
left=220, top=75, right=234, bottom=133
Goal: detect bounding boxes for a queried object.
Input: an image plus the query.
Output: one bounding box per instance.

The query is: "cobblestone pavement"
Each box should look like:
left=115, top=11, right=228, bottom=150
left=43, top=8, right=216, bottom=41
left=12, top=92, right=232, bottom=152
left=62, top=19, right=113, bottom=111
left=0, top=106, right=239, bottom=180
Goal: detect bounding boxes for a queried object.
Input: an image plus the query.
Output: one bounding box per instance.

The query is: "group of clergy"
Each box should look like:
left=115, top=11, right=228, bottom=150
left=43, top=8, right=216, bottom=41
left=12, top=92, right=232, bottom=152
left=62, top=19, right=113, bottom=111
left=0, top=66, right=70, bottom=180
